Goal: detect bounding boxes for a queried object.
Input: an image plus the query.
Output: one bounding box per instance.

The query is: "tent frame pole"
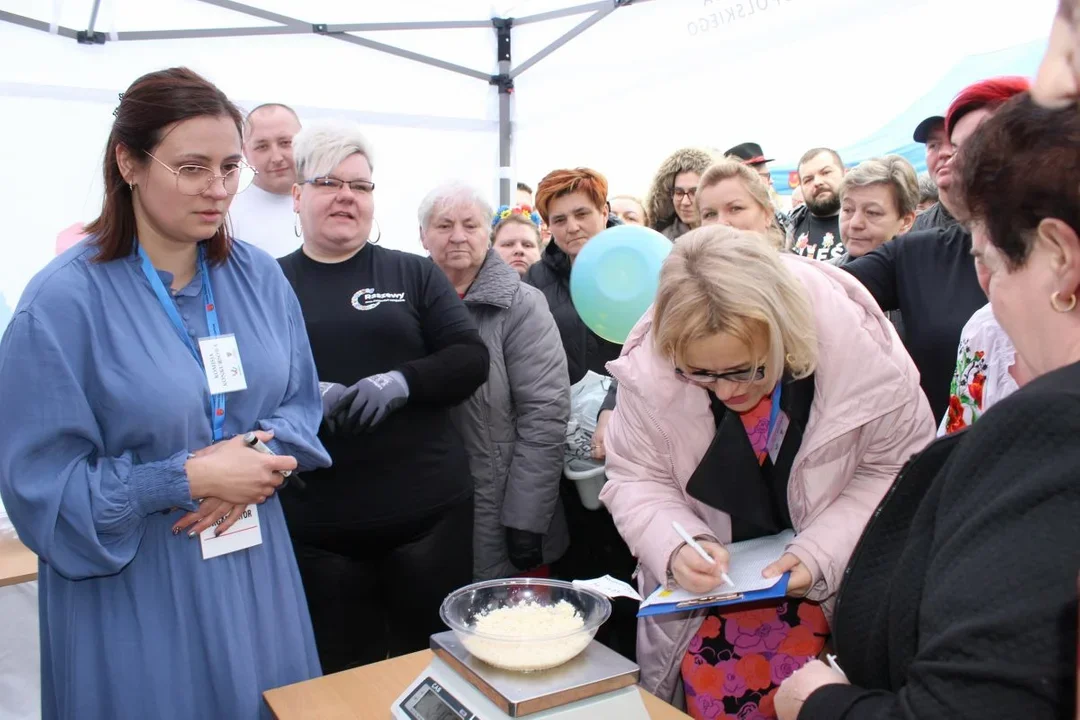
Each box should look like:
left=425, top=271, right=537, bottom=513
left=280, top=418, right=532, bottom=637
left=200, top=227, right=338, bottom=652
left=0, top=9, right=78, bottom=39
left=491, top=18, right=514, bottom=206
left=1, top=0, right=650, bottom=205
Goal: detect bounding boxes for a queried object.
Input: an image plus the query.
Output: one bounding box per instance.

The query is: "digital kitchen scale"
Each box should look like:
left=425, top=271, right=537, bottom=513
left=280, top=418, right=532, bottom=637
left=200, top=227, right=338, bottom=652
left=392, top=631, right=652, bottom=719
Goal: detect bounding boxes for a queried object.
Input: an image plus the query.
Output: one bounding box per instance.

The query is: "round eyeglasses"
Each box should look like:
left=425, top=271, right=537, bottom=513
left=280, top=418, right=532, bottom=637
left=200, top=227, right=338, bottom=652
left=145, top=151, right=257, bottom=196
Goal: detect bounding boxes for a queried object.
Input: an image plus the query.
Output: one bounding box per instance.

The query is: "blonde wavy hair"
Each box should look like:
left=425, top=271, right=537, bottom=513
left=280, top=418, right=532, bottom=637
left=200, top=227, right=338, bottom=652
left=653, top=226, right=818, bottom=387
left=696, top=159, right=785, bottom=249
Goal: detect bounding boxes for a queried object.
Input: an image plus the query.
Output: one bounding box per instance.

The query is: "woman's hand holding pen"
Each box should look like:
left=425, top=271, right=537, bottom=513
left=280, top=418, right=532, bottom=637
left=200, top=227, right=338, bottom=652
left=672, top=540, right=729, bottom=593
left=175, top=432, right=296, bottom=538
left=184, top=432, right=297, bottom=507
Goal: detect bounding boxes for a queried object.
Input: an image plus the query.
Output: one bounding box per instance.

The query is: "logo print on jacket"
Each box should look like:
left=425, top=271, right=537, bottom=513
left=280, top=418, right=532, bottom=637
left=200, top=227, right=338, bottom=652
left=351, top=288, right=406, bottom=311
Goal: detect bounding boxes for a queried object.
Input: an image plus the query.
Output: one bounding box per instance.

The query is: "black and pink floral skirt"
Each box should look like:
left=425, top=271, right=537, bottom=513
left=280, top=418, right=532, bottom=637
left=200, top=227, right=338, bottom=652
left=680, top=600, right=829, bottom=720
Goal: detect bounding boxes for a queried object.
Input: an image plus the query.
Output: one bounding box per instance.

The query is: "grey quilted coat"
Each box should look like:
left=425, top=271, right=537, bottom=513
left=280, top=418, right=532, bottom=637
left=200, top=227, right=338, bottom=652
left=452, top=250, right=571, bottom=579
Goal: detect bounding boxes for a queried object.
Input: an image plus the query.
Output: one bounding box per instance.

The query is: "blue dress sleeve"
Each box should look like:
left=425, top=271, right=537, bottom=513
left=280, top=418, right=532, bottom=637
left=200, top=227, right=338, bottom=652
left=0, top=312, right=195, bottom=580
left=258, top=280, right=332, bottom=472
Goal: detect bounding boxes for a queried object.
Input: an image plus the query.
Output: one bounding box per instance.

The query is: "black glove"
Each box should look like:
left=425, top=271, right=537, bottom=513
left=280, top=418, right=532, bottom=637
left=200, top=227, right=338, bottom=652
left=326, top=372, right=409, bottom=435
left=319, top=382, right=359, bottom=435
left=506, top=528, right=544, bottom=571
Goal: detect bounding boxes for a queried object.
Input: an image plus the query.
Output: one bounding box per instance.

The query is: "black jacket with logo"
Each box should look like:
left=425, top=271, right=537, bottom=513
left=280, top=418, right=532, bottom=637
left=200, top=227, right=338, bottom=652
left=278, top=243, right=489, bottom=528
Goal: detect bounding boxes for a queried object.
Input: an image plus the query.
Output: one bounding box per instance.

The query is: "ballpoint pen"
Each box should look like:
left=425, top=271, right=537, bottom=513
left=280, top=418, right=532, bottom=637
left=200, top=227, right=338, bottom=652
left=672, top=520, right=735, bottom=587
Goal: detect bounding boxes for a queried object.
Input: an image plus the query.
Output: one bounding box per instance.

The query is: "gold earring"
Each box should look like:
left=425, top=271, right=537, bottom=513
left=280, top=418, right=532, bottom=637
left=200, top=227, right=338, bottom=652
left=1051, top=291, right=1077, bottom=313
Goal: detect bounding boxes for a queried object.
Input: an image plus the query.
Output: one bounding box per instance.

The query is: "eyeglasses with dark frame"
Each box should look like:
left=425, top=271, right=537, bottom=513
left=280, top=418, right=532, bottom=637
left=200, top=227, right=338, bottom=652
left=303, top=176, right=376, bottom=194
left=674, top=365, right=767, bottom=385
left=671, top=185, right=698, bottom=203
left=144, top=151, right=256, bottom=196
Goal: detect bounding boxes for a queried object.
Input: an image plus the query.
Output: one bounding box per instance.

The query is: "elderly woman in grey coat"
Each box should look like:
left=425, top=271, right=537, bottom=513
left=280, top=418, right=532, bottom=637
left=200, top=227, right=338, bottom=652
left=419, top=183, right=571, bottom=579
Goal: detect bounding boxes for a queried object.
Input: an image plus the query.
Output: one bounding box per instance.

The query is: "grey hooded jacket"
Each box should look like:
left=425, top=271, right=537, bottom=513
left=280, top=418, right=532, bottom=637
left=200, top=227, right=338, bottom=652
left=453, top=250, right=571, bottom=579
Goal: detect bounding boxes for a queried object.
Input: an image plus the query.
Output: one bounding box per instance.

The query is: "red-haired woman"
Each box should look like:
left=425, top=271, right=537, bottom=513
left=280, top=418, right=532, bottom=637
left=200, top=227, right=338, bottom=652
left=0, top=68, right=330, bottom=718
left=526, top=167, right=623, bottom=384
left=523, top=168, right=638, bottom=658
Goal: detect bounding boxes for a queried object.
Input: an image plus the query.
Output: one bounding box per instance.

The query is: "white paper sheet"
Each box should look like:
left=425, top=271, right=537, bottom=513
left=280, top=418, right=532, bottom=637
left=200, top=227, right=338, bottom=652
left=641, top=530, right=795, bottom=609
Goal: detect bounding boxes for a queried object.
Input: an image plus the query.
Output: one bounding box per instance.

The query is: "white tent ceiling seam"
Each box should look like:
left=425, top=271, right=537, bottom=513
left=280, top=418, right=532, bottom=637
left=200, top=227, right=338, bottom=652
left=1, top=0, right=651, bottom=204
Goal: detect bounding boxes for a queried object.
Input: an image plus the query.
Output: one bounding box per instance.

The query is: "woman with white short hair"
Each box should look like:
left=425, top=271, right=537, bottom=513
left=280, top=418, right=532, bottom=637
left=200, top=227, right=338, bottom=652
left=420, top=183, right=570, bottom=580
left=277, top=121, right=490, bottom=672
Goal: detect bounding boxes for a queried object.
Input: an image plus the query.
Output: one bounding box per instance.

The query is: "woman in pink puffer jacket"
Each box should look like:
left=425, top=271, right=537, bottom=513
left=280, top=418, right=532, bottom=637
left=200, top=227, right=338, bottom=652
left=600, top=227, right=934, bottom=718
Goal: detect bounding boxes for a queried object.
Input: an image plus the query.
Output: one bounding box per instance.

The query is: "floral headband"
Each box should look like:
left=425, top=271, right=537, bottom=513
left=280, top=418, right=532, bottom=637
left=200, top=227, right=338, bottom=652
left=493, top=204, right=542, bottom=229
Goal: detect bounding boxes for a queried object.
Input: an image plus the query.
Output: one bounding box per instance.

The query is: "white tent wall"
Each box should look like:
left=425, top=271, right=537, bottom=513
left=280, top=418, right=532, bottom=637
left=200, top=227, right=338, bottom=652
left=511, top=0, right=1058, bottom=198
left=0, top=0, right=1058, bottom=326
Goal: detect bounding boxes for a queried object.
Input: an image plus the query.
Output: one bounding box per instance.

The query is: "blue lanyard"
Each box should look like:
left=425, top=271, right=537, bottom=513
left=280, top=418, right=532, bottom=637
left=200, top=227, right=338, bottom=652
left=767, top=381, right=783, bottom=441
left=137, top=243, right=226, bottom=442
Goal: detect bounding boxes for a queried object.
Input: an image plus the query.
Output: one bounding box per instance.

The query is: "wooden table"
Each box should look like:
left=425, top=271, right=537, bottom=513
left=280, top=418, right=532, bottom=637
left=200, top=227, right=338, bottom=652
left=0, top=537, right=37, bottom=588
left=265, top=649, right=691, bottom=719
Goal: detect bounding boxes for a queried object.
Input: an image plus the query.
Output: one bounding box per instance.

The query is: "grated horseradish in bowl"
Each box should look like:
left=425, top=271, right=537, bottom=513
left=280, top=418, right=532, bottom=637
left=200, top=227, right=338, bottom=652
left=439, top=578, right=612, bottom=672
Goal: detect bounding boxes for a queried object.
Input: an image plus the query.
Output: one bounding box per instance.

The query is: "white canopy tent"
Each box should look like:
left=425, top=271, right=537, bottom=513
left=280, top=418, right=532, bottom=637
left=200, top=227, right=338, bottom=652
left=0, top=0, right=1058, bottom=326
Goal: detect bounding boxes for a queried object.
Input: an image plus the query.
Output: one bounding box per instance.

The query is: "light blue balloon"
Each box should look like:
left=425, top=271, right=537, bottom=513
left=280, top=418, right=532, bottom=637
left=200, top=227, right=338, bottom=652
left=570, top=224, right=672, bottom=344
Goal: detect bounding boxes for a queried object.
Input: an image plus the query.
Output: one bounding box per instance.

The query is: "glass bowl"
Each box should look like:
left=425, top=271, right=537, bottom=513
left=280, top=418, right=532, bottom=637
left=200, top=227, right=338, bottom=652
left=439, top=578, right=612, bottom=672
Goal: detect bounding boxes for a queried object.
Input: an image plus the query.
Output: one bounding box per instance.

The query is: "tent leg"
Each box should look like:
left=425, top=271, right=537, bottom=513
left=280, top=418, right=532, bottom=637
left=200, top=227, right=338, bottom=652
left=492, top=18, right=514, bottom=206
left=498, top=80, right=511, bottom=206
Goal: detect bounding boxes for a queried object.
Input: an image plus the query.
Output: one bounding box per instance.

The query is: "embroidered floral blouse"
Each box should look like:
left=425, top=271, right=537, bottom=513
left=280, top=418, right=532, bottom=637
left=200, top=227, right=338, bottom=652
left=939, top=304, right=1020, bottom=436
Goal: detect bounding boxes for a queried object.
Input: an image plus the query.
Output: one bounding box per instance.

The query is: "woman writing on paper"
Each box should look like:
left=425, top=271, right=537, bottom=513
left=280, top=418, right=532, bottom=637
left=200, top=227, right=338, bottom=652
left=600, top=226, right=935, bottom=719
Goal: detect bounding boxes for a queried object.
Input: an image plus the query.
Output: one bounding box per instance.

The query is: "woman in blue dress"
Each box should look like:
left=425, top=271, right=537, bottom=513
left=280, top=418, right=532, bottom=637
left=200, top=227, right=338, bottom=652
left=0, top=67, right=330, bottom=719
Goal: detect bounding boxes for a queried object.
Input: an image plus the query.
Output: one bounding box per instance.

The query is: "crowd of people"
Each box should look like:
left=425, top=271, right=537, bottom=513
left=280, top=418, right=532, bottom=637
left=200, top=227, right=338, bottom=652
left=0, top=2, right=1078, bottom=718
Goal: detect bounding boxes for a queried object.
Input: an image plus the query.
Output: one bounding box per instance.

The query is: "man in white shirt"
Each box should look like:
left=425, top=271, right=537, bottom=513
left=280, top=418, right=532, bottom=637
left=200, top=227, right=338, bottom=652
left=229, top=103, right=303, bottom=257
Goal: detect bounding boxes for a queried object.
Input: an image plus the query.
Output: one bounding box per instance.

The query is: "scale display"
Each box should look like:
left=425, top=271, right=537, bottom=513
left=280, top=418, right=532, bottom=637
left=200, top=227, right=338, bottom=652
left=400, top=677, right=473, bottom=720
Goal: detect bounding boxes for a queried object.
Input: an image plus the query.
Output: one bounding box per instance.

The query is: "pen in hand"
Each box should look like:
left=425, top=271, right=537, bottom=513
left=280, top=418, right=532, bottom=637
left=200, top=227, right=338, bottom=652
left=826, top=653, right=848, bottom=681
left=672, top=521, right=735, bottom=588
left=243, top=432, right=306, bottom=490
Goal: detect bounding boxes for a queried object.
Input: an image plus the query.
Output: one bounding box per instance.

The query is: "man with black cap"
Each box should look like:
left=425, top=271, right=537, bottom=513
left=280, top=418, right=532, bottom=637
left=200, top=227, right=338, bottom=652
left=725, top=142, right=790, bottom=235
left=909, top=115, right=960, bottom=232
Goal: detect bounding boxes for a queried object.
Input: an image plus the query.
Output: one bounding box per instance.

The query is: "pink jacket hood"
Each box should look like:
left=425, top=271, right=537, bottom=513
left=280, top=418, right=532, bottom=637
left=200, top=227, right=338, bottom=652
left=599, top=254, right=935, bottom=702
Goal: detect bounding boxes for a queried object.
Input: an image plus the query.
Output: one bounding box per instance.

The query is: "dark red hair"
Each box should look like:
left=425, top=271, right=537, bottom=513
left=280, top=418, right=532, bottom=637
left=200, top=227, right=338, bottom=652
left=85, top=67, right=243, bottom=263
left=960, top=93, right=1080, bottom=269
left=535, top=168, right=609, bottom=224
left=945, top=76, right=1031, bottom=137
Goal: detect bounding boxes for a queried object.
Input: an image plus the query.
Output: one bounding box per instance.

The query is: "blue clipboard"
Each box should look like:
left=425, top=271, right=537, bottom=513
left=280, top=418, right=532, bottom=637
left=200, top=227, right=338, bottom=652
left=637, top=573, right=790, bottom=618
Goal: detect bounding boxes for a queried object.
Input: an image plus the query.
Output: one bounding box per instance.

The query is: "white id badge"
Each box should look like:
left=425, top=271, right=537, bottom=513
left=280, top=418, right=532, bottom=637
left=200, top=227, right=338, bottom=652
left=767, top=411, right=791, bottom=464
left=198, top=334, right=248, bottom=394
left=200, top=504, right=262, bottom=559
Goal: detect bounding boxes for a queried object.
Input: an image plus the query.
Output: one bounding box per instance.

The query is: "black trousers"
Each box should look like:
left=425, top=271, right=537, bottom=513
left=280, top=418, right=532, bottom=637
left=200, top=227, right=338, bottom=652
left=288, top=493, right=474, bottom=674
left=551, top=478, right=639, bottom=662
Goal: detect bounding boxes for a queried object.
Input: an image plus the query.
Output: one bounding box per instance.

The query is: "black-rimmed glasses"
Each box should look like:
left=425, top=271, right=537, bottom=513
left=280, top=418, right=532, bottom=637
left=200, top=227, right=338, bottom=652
left=303, top=176, right=375, bottom=194
left=144, top=151, right=256, bottom=196
left=675, top=365, right=766, bottom=385
left=671, top=186, right=698, bottom=203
